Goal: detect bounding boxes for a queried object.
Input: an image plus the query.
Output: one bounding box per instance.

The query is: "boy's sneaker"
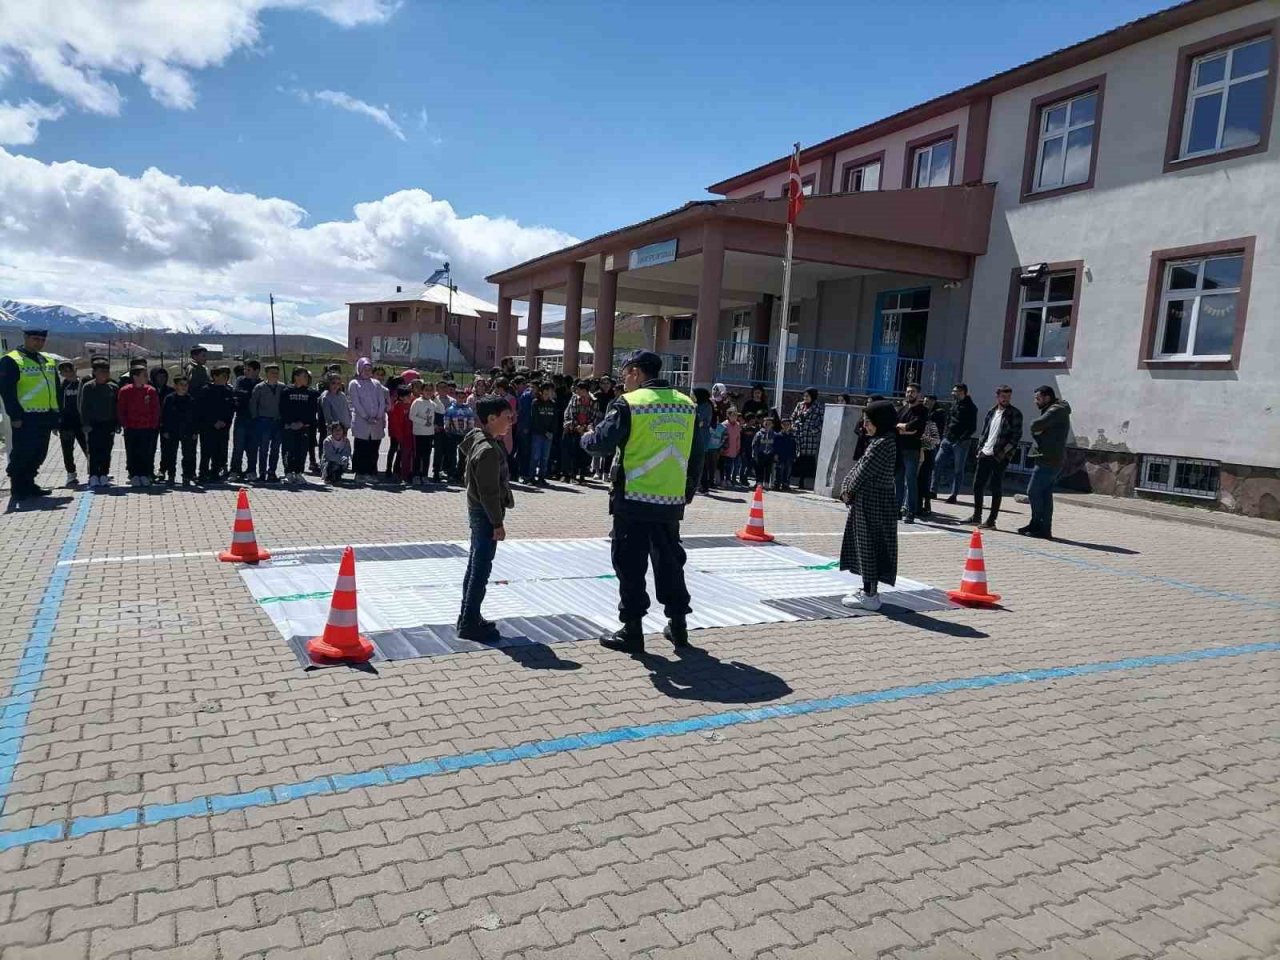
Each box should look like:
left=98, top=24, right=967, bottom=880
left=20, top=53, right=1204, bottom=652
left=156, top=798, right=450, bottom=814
left=129, top=476, right=141, bottom=487
left=86, top=476, right=99, bottom=489
left=266, top=473, right=280, bottom=483
left=65, top=471, right=77, bottom=487
left=840, top=591, right=883, bottom=614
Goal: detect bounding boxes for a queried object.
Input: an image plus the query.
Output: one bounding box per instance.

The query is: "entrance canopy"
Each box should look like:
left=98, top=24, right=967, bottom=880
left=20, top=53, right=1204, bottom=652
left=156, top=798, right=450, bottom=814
left=486, top=184, right=994, bottom=383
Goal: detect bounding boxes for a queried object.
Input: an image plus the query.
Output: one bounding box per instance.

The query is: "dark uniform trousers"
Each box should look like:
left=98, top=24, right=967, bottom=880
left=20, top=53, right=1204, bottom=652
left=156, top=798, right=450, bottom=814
left=610, top=514, right=692, bottom=624
left=6, top=414, right=56, bottom=488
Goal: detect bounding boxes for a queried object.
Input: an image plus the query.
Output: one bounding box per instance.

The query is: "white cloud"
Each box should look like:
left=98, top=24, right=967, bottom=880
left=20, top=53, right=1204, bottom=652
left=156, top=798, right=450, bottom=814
left=0, top=148, right=577, bottom=344
left=0, top=0, right=398, bottom=132
left=0, top=99, right=64, bottom=145
left=300, top=89, right=405, bottom=141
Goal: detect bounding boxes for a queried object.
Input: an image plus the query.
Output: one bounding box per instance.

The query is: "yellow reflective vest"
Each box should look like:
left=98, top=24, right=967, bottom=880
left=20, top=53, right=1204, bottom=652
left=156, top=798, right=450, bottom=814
left=4, top=348, right=58, bottom=415
left=621, top=387, right=696, bottom=506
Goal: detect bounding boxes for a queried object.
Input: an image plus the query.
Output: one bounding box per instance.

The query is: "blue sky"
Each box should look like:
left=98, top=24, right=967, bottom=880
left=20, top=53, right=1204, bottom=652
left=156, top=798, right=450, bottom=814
left=0, top=0, right=1174, bottom=338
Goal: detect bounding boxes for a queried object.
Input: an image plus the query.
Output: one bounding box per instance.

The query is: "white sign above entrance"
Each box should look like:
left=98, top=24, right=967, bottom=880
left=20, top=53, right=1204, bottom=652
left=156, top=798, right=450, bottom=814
left=629, top=239, right=678, bottom=271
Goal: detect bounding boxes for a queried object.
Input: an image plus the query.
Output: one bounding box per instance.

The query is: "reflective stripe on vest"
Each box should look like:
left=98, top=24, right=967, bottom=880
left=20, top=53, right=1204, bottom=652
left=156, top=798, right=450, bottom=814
left=5, top=349, right=57, bottom=414
left=622, top=387, right=695, bottom=506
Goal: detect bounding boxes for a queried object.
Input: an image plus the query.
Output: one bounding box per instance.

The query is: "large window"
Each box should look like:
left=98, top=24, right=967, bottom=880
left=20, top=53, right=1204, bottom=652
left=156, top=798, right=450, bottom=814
left=1141, top=238, right=1254, bottom=369
left=1137, top=455, right=1220, bottom=500
left=842, top=157, right=882, bottom=192
left=670, top=315, right=694, bottom=341
left=730, top=309, right=752, bottom=363
left=1016, top=271, right=1076, bottom=362
left=1033, top=91, right=1099, bottom=192
left=910, top=139, right=953, bottom=188
left=1165, top=24, right=1277, bottom=171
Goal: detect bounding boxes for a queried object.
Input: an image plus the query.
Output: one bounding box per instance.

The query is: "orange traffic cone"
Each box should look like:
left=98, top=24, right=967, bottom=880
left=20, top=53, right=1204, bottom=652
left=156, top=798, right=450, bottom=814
left=218, top=489, right=271, bottom=563
left=306, top=546, right=375, bottom=664
left=735, top=484, right=775, bottom=543
left=947, top=529, right=1001, bottom=606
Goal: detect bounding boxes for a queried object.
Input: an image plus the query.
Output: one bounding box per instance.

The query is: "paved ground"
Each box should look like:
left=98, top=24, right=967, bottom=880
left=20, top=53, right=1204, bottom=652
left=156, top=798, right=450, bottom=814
left=1, top=448, right=1278, bottom=960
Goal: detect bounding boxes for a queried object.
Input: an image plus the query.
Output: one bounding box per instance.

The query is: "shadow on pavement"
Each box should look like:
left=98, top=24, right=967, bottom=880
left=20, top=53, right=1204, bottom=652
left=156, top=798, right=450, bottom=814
left=1038, top=536, right=1139, bottom=555
left=485, top=641, right=581, bottom=671
left=632, top=644, right=792, bottom=704
left=5, top=494, right=74, bottom=513
left=881, top=608, right=990, bottom=638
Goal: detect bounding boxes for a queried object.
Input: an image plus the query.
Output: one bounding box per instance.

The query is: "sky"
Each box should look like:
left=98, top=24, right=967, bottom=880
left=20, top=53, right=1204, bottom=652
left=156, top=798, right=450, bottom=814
left=0, top=0, right=1175, bottom=342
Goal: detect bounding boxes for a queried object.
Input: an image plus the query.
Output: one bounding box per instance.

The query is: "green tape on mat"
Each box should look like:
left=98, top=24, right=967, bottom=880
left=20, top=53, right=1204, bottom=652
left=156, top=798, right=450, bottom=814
left=258, top=590, right=332, bottom=605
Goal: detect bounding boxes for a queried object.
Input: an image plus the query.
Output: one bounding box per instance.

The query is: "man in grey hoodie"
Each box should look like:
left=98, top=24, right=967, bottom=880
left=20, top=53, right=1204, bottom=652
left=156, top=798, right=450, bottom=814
left=1020, top=385, right=1072, bottom=540
left=457, top=396, right=516, bottom=641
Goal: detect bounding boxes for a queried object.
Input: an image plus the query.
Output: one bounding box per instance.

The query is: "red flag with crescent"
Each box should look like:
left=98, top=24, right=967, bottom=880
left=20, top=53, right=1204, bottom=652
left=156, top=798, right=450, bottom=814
left=786, top=144, right=805, bottom=225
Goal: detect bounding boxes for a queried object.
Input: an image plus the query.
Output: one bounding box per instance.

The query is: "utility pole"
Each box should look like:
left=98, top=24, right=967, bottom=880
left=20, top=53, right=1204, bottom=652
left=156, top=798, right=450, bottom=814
left=269, top=293, right=278, bottom=359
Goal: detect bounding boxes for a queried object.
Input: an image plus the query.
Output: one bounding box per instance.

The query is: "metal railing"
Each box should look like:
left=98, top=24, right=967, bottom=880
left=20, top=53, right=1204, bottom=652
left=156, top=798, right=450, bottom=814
left=714, top=341, right=953, bottom=398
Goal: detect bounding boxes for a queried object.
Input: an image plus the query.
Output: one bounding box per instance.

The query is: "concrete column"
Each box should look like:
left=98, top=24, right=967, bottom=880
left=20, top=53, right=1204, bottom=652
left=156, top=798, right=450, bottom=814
left=654, top=316, right=670, bottom=353
left=562, top=262, right=585, bottom=376
left=594, top=263, right=618, bottom=376
left=691, top=221, right=724, bottom=387
left=496, top=295, right=513, bottom=367
left=524, top=289, right=543, bottom=368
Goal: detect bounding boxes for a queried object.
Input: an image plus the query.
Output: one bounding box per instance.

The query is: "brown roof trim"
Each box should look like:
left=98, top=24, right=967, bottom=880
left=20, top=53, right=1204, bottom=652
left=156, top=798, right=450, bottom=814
left=706, top=0, right=1258, bottom=195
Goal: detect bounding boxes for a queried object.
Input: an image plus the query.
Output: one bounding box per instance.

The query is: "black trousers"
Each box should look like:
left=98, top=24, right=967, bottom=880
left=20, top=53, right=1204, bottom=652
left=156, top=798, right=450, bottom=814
left=282, top=428, right=309, bottom=474
left=413, top=434, right=434, bottom=478
left=200, top=426, right=229, bottom=478
left=972, top=454, right=1008, bottom=519
left=5, top=416, right=54, bottom=489
left=160, top=433, right=197, bottom=479
left=436, top=433, right=459, bottom=479
left=60, top=427, right=86, bottom=473
left=610, top=514, right=691, bottom=624
left=353, top=437, right=378, bottom=475
left=561, top=433, right=586, bottom=479
left=123, top=428, right=158, bottom=478
left=85, top=425, right=115, bottom=477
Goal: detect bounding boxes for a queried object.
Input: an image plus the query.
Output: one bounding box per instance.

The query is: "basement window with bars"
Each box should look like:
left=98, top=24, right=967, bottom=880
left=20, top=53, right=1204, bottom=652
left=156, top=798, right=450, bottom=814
left=1136, top=454, right=1220, bottom=499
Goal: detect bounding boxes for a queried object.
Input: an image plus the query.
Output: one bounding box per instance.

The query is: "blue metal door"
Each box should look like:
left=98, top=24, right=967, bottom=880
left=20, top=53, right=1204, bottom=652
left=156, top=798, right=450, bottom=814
left=871, top=288, right=930, bottom=395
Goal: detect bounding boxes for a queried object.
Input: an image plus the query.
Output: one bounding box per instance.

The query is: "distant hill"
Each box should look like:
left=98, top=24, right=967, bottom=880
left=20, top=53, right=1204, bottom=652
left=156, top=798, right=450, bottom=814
left=0, top=299, right=132, bottom=336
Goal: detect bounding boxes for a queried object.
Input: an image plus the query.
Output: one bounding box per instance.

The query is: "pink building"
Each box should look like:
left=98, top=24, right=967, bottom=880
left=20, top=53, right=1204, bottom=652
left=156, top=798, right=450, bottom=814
left=346, top=283, right=506, bottom=372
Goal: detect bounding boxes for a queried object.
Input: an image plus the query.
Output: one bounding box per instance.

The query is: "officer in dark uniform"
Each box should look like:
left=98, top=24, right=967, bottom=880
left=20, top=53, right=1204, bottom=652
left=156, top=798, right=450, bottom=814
left=583, top=350, right=705, bottom=653
left=0, top=328, right=59, bottom=499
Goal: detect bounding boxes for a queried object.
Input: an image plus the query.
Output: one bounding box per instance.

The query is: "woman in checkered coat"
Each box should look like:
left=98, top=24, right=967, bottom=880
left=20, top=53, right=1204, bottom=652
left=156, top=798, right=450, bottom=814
left=838, top=400, right=899, bottom=613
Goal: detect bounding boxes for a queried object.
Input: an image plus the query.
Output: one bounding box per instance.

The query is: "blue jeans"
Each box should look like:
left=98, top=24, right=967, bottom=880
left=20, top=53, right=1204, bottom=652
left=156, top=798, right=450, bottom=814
left=1027, top=464, right=1062, bottom=532
left=895, top=448, right=921, bottom=517
left=530, top=434, right=552, bottom=481
left=517, top=430, right=532, bottom=480
left=460, top=508, right=498, bottom=624
left=231, top=416, right=257, bottom=474
left=932, top=438, right=970, bottom=498
left=254, top=418, right=282, bottom=478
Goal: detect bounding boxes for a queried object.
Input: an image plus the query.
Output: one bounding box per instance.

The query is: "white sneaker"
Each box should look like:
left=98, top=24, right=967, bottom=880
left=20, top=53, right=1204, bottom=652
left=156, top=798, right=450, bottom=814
left=840, top=591, right=883, bottom=613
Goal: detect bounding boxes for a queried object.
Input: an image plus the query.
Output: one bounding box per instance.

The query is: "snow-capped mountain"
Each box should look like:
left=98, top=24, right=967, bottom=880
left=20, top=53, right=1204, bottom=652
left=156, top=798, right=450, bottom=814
left=0, top=299, right=133, bottom=334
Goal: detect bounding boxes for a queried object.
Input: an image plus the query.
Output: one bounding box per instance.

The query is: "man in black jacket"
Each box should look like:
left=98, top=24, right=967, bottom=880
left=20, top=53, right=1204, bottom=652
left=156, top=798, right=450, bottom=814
left=932, top=383, right=978, bottom=504
left=894, top=383, right=928, bottom=524
left=1020, top=386, right=1072, bottom=539
left=229, top=359, right=261, bottom=480
left=197, top=365, right=238, bottom=482
left=56, top=361, right=87, bottom=487
left=970, top=385, right=1024, bottom=529
left=159, top=376, right=199, bottom=485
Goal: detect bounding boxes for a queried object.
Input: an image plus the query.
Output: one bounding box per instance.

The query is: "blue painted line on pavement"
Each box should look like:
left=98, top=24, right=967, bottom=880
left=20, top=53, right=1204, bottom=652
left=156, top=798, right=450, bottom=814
left=0, top=493, right=94, bottom=814
left=0, top=638, right=1275, bottom=854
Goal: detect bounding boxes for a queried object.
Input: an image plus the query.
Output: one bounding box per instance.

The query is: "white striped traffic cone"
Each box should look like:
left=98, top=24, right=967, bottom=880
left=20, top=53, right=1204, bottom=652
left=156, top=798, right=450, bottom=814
left=947, top=529, right=1001, bottom=606
left=735, top=484, right=775, bottom=543
left=218, top=489, right=271, bottom=563
left=306, top=546, right=374, bottom=664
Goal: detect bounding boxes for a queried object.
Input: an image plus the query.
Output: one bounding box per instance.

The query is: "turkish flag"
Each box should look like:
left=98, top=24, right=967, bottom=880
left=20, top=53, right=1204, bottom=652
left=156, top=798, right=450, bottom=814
left=786, top=145, right=805, bottom=225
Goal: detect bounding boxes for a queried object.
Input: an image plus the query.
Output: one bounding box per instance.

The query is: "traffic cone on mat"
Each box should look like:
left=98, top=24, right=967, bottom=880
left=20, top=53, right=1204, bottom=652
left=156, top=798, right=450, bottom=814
left=735, top=484, right=775, bottom=543
left=306, top=546, right=375, bottom=664
left=947, top=529, right=1001, bottom=606
left=218, top=489, right=271, bottom=563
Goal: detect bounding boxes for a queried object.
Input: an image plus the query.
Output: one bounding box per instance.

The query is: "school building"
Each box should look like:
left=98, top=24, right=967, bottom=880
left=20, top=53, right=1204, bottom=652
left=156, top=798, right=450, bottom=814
left=487, top=0, right=1280, bottom=517
left=346, top=283, right=505, bottom=373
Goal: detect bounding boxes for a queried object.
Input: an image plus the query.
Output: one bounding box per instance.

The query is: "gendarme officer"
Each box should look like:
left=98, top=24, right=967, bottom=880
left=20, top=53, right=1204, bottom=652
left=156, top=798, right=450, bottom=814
left=583, top=350, right=704, bottom=653
left=0, top=328, right=59, bottom=500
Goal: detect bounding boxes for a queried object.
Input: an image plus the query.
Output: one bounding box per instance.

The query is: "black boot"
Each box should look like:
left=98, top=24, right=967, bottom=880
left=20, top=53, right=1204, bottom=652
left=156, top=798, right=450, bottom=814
left=982, top=514, right=997, bottom=530
left=1016, top=523, right=1038, bottom=536
left=664, top=617, right=689, bottom=649
left=457, top=617, right=499, bottom=642
left=601, top=621, right=644, bottom=652
left=968, top=512, right=982, bottom=525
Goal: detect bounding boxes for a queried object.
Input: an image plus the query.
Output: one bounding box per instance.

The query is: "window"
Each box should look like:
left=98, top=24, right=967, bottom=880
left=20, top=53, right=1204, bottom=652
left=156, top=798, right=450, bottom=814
left=841, top=155, right=882, bottom=193
left=670, top=315, right=694, bottom=340
left=488, top=318, right=498, bottom=331
left=1141, top=237, right=1254, bottom=369
left=1165, top=23, right=1278, bottom=171
left=910, top=138, right=953, bottom=188
left=730, top=309, right=752, bottom=363
left=356, top=308, right=365, bottom=323
left=1137, top=455, right=1220, bottom=499
left=450, top=313, right=459, bottom=326
left=387, top=309, right=399, bottom=324
left=779, top=176, right=815, bottom=198
left=1033, top=91, right=1098, bottom=192
left=1181, top=36, right=1272, bottom=158
left=901, top=127, right=958, bottom=189
left=1002, top=261, right=1082, bottom=369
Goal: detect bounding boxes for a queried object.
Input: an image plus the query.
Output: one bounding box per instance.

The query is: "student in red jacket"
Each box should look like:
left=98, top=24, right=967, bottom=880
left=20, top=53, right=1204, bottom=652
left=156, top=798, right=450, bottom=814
left=386, top=385, right=416, bottom=483
left=117, top=365, right=161, bottom=487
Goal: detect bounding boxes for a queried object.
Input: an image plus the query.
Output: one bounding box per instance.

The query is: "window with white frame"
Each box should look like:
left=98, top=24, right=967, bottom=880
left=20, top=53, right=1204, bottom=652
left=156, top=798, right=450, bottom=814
left=1137, top=455, right=1220, bottom=499
left=488, top=318, right=498, bottom=331
left=1180, top=36, right=1273, bottom=159
left=1015, top=270, right=1076, bottom=361
left=911, top=138, right=953, bottom=188
left=1153, top=253, right=1243, bottom=360
left=843, top=161, right=881, bottom=192
left=356, top=308, right=365, bottom=323
left=1033, top=91, right=1098, bottom=191
left=730, top=309, right=752, bottom=364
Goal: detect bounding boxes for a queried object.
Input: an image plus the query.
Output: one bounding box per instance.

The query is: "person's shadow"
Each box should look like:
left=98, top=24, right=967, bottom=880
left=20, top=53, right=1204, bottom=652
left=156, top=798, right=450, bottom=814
left=631, top=644, right=791, bottom=704
left=5, top=494, right=73, bottom=514
left=485, top=639, right=581, bottom=671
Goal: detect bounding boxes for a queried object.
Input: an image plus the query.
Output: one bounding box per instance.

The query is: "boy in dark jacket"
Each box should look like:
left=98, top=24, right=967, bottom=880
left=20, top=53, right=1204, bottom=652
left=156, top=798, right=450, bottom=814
left=279, top=366, right=320, bottom=484
left=159, top=376, right=199, bottom=485
left=528, top=381, right=559, bottom=485
left=78, top=358, right=118, bottom=489
left=56, top=360, right=86, bottom=486
left=230, top=360, right=261, bottom=479
left=773, top=418, right=797, bottom=492
left=117, top=366, right=160, bottom=487
left=197, top=365, right=237, bottom=482
left=457, top=396, right=516, bottom=641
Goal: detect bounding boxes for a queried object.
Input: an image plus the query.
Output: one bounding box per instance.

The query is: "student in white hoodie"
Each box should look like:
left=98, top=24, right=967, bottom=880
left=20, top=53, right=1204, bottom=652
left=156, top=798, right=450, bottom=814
left=408, top=380, right=444, bottom=486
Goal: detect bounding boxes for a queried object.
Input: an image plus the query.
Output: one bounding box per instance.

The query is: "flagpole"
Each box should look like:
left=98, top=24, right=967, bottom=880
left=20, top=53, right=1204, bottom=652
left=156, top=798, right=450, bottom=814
left=773, top=142, right=800, bottom=414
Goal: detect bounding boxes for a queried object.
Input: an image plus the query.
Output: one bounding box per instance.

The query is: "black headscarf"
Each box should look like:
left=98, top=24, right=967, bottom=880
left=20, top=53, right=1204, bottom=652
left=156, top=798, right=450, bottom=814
left=863, top=400, right=898, bottom=436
